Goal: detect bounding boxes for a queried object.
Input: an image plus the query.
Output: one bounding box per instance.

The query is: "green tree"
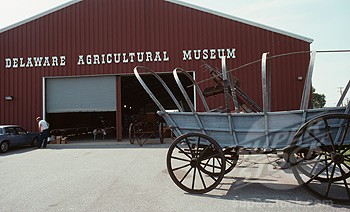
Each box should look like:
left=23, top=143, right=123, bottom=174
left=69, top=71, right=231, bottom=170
left=311, top=87, right=326, bottom=108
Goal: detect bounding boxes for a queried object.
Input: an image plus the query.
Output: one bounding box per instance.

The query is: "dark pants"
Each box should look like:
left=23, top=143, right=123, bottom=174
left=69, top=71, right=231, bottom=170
left=38, top=129, right=50, bottom=148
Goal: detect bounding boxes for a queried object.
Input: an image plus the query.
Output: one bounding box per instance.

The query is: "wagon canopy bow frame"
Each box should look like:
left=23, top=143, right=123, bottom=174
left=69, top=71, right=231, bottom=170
left=133, top=66, right=185, bottom=136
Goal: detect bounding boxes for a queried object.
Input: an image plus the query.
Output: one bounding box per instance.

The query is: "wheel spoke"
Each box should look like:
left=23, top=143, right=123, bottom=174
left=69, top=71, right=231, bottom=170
left=325, top=154, right=330, bottom=179
left=212, top=157, right=215, bottom=173
left=337, top=164, right=350, bottom=199
left=200, top=152, right=222, bottom=161
left=215, top=157, right=223, bottom=167
left=343, top=162, right=350, bottom=170
left=172, top=163, right=191, bottom=172
left=295, top=155, right=327, bottom=166
left=202, top=157, right=211, bottom=169
left=171, top=156, right=191, bottom=163
left=200, top=161, right=223, bottom=170
left=307, top=156, right=326, bottom=177
left=226, top=158, right=235, bottom=166
left=206, top=170, right=219, bottom=181
left=296, top=157, right=330, bottom=179
left=338, top=120, right=349, bottom=151
left=341, top=146, right=350, bottom=154
left=197, top=167, right=207, bottom=189
left=298, top=158, right=327, bottom=166
left=192, top=167, right=197, bottom=189
left=175, top=144, right=192, bottom=160
left=185, top=138, right=195, bottom=158
left=323, top=119, right=336, bottom=152
left=305, top=161, right=333, bottom=184
left=307, top=130, right=332, bottom=152
left=180, top=167, right=193, bottom=183
left=325, top=163, right=337, bottom=197
left=196, top=136, right=201, bottom=157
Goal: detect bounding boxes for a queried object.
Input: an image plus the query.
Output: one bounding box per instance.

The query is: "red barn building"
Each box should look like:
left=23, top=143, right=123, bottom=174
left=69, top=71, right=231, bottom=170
left=0, top=0, right=313, bottom=140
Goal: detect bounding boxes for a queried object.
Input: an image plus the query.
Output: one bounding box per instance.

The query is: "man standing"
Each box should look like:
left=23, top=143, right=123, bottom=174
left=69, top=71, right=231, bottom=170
left=36, top=116, right=50, bottom=148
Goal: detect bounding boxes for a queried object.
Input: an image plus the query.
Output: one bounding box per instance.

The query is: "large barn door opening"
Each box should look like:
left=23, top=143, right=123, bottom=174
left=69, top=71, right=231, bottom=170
left=44, top=76, right=117, bottom=141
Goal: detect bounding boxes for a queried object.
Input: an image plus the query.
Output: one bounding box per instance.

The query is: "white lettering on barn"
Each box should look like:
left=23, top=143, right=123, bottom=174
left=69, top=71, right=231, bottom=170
left=5, top=56, right=66, bottom=69
left=3, top=47, right=236, bottom=69
left=182, top=48, right=236, bottom=61
left=77, top=51, right=170, bottom=66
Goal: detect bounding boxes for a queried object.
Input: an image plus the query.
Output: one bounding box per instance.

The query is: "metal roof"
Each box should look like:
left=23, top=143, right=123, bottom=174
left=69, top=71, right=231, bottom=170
left=166, top=0, right=314, bottom=43
left=0, top=0, right=313, bottom=44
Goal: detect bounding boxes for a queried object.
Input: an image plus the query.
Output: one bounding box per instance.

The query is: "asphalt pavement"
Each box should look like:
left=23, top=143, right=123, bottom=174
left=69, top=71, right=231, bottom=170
left=0, top=139, right=349, bottom=212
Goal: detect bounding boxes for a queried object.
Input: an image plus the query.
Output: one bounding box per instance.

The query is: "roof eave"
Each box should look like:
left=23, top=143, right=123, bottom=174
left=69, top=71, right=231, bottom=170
left=0, top=0, right=82, bottom=34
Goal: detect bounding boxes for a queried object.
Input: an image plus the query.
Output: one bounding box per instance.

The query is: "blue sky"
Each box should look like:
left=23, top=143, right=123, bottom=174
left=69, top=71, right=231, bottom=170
left=0, top=0, right=349, bottom=106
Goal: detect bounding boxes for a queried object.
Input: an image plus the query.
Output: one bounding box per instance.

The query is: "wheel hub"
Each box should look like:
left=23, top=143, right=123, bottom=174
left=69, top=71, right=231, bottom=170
left=190, top=158, right=199, bottom=168
left=331, top=153, right=344, bottom=165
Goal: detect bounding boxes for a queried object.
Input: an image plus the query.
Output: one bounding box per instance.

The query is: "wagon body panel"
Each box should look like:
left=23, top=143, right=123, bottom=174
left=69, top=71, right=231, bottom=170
left=159, top=107, right=348, bottom=148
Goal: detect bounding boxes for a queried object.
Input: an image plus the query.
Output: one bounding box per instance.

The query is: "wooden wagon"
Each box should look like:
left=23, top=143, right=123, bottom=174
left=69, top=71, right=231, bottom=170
left=134, top=51, right=350, bottom=204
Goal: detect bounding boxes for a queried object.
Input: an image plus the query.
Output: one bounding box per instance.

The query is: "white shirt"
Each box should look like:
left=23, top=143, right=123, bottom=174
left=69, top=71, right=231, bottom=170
left=38, top=120, right=49, bottom=132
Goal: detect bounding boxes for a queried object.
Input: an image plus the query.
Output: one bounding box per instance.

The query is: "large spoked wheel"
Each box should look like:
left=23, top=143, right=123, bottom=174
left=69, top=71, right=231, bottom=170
left=287, top=113, right=350, bottom=205
left=166, top=133, right=226, bottom=194
left=129, top=123, right=135, bottom=144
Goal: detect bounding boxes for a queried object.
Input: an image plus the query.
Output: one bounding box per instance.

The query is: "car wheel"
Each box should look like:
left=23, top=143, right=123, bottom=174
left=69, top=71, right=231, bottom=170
left=1, top=141, right=9, bottom=153
left=31, top=137, right=39, bottom=147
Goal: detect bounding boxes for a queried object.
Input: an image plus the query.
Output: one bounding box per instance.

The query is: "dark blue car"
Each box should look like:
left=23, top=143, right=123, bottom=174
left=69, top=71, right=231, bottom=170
left=0, top=125, right=39, bottom=153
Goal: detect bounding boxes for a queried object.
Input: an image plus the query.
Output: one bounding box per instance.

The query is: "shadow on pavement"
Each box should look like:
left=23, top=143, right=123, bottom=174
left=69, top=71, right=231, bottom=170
left=189, top=177, right=350, bottom=209
left=47, top=138, right=172, bottom=149
left=0, top=138, right=173, bottom=156
left=0, top=146, right=35, bottom=156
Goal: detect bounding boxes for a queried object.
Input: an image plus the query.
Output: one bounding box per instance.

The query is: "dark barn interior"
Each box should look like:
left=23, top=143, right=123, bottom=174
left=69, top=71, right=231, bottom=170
left=121, top=73, right=194, bottom=137
left=46, top=72, right=194, bottom=140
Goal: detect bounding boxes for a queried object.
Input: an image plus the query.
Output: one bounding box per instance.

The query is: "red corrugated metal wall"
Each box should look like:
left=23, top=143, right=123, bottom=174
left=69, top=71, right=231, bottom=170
left=0, top=0, right=310, bottom=131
